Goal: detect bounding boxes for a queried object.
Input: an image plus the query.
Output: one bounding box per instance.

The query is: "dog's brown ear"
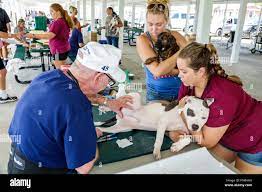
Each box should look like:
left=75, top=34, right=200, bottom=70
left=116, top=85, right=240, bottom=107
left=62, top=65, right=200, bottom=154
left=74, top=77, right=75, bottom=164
left=144, top=57, right=159, bottom=65
left=164, top=100, right=179, bottom=111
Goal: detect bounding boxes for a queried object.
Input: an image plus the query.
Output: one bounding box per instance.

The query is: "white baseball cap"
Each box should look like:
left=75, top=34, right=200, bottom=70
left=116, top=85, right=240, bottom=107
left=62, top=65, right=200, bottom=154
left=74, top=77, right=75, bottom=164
left=76, top=42, right=126, bottom=83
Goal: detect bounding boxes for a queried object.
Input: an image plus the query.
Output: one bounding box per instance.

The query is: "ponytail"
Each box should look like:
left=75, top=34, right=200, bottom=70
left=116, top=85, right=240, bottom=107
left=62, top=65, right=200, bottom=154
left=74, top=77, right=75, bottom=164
left=206, top=44, right=243, bottom=86
left=179, top=42, right=243, bottom=86
left=63, top=10, right=74, bottom=29
left=50, top=3, right=74, bottom=29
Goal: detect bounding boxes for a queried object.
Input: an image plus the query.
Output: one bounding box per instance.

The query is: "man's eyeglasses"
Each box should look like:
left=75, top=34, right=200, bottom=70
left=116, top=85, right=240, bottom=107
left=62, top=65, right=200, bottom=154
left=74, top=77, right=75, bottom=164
left=105, top=73, right=116, bottom=87
left=147, top=3, right=166, bottom=12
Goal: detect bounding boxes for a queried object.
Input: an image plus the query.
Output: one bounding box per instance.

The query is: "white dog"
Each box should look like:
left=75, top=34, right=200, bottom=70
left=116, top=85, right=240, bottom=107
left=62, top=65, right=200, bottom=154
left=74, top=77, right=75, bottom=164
left=98, top=93, right=214, bottom=159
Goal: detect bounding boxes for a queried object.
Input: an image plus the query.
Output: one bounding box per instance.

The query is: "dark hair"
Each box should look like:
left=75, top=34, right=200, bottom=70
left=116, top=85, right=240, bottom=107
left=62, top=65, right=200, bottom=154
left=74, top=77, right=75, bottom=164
left=18, top=18, right=25, bottom=24
left=107, top=7, right=117, bottom=17
left=178, top=42, right=243, bottom=86
left=50, top=3, right=74, bottom=29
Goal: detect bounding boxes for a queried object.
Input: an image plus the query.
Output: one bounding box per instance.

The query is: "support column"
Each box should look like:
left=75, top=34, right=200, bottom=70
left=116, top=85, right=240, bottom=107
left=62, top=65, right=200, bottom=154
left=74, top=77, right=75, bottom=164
left=256, top=6, right=262, bottom=35
left=77, top=0, right=81, bottom=18
left=185, top=2, right=191, bottom=34
left=101, top=0, right=107, bottom=40
left=196, top=0, right=213, bottom=43
left=193, top=0, right=200, bottom=34
left=230, top=0, right=248, bottom=64
left=144, top=3, right=147, bottom=32
left=221, top=1, right=229, bottom=40
left=90, top=0, right=95, bottom=31
left=118, top=0, right=125, bottom=49
left=83, top=0, right=87, bottom=24
left=131, top=3, right=136, bottom=28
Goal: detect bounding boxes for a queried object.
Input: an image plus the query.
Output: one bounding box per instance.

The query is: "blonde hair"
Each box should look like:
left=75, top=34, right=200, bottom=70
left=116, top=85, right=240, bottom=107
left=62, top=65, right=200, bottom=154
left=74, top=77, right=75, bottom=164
left=146, top=1, right=169, bottom=21
left=147, top=0, right=169, bottom=4
left=50, top=3, right=74, bottom=29
left=178, top=42, right=243, bottom=86
left=69, top=6, right=77, bottom=14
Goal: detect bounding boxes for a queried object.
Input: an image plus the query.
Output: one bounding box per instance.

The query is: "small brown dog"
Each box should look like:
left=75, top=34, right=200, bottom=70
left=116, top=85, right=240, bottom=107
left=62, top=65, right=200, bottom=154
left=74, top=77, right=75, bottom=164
left=145, top=32, right=180, bottom=65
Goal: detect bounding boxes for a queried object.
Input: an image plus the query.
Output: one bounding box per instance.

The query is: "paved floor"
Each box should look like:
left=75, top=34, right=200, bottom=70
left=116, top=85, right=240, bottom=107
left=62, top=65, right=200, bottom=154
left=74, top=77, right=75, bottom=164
left=0, top=39, right=261, bottom=174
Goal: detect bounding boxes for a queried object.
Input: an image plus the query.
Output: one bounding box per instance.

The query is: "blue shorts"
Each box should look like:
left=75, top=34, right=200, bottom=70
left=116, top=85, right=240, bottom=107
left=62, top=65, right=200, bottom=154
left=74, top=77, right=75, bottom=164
left=220, top=143, right=262, bottom=167
left=146, top=86, right=179, bottom=102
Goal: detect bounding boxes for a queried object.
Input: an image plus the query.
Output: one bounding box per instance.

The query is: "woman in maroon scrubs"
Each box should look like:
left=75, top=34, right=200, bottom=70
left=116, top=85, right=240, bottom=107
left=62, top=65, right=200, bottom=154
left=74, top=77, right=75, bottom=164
left=169, top=42, right=262, bottom=174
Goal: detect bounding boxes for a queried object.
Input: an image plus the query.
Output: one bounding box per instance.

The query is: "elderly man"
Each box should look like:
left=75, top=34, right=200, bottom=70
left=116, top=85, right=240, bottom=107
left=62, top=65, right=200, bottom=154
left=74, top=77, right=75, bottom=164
left=8, top=42, right=133, bottom=174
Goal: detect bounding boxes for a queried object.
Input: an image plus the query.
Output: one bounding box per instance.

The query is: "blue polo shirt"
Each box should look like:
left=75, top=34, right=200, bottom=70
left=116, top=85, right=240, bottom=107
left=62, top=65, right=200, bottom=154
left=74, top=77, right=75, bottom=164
left=8, top=70, right=97, bottom=169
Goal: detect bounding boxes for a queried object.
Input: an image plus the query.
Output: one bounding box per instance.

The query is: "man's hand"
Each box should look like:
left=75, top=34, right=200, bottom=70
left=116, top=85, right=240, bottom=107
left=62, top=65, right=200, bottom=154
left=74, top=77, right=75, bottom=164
left=107, top=95, right=133, bottom=118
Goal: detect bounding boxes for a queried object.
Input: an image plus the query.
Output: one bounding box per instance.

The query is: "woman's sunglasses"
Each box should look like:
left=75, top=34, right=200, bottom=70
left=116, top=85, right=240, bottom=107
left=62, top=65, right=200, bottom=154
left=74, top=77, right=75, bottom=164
left=147, top=3, right=166, bottom=12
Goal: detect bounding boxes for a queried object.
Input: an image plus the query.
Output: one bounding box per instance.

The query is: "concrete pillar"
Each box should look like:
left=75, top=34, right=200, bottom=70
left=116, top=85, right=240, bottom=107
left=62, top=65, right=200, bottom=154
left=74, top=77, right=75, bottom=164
left=90, top=0, right=95, bottom=31
left=144, top=3, right=147, bottom=32
left=101, top=0, right=107, bottom=40
left=193, top=0, right=200, bottom=34
left=256, top=6, right=262, bottom=35
left=185, top=3, right=191, bottom=33
left=118, top=0, right=125, bottom=49
left=221, top=2, right=229, bottom=40
left=131, top=3, right=136, bottom=28
left=77, top=0, right=81, bottom=18
left=230, top=0, right=248, bottom=64
left=83, top=0, right=87, bottom=23
left=196, top=0, right=213, bottom=43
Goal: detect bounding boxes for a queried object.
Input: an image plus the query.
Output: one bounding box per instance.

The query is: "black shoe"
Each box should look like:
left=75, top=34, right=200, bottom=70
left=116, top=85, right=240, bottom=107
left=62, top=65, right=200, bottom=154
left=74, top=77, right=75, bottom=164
left=0, top=95, right=18, bottom=104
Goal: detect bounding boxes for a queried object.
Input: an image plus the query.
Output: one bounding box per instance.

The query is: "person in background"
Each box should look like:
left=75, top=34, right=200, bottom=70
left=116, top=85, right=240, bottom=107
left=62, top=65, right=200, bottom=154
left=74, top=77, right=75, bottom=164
left=103, top=7, right=123, bottom=48
left=13, top=18, right=31, bottom=58
left=136, top=1, right=187, bottom=102
left=68, top=17, right=84, bottom=62
left=26, top=3, right=73, bottom=69
left=0, top=31, right=20, bottom=103
left=0, top=6, right=11, bottom=65
left=69, top=6, right=89, bottom=32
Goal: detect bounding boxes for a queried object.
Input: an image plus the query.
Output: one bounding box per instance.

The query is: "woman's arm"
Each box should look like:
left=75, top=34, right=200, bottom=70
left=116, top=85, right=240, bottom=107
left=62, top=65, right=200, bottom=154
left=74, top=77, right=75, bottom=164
left=189, top=124, right=229, bottom=148
left=137, top=35, right=180, bottom=77
left=26, top=32, right=56, bottom=40
left=0, top=31, right=17, bottom=39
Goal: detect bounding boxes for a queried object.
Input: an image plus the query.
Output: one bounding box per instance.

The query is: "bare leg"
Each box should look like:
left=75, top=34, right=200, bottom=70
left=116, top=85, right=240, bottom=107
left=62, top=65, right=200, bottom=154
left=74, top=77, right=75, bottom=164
left=2, top=45, right=8, bottom=59
left=0, top=68, right=7, bottom=90
left=235, top=156, right=262, bottom=174
left=209, top=144, right=237, bottom=163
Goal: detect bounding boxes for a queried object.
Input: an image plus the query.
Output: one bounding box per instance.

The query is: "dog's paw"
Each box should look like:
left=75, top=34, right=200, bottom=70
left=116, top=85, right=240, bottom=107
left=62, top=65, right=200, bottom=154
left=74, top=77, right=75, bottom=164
left=170, top=142, right=184, bottom=152
left=153, top=148, right=162, bottom=160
